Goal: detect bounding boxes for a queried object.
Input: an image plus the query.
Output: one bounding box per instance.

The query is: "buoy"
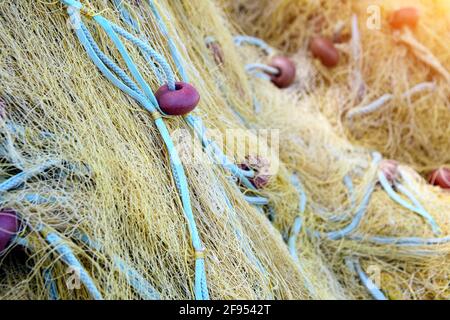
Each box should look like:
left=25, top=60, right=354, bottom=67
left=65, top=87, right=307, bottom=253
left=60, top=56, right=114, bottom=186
left=379, top=159, right=399, bottom=184
left=0, top=209, right=20, bottom=253
left=389, top=7, right=419, bottom=29
left=239, top=155, right=272, bottom=189
left=428, top=167, right=450, bottom=189
left=155, top=82, right=200, bottom=116
left=309, top=36, right=340, bottom=68
left=267, top=56, right=296, bottom=88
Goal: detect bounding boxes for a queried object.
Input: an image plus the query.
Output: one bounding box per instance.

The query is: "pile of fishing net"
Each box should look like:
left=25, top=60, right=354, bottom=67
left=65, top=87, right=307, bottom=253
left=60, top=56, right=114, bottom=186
left=0, top=0, right=449, bottom=300
left=222, top=0, right=450, bottom=170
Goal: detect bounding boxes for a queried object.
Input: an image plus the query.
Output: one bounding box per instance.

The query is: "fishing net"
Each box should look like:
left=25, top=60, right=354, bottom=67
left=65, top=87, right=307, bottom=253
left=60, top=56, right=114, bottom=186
left=0, top=0, right=313, bottom=300
left=221, top=0, right=450, bottom=170
left=0, top=0, right=449, bottom=300
left=220, top=0, right=450, bottom=299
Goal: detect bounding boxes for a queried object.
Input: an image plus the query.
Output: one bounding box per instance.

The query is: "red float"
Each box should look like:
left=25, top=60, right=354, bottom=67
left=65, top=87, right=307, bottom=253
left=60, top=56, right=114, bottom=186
left=155, top=82, right=200, bottom=116
left=268, top=56, right=296, bottom=89
left=0, top=209, right=20, bottom=253
left=309, top=36, right=340, bottom=68
left=390, top=7, right=420, bottom=29
left=428, top=167, right=450, bottom=189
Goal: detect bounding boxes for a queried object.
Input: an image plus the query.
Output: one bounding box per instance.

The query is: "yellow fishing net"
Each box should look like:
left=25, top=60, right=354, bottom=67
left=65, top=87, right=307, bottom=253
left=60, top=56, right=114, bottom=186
left=220, top=0, right=450, bottom=299
left=0, top=0, right=310, bottom=300
left=0, top=0, right=449, bottom=300
left=222, top=0, right=450, bottom=170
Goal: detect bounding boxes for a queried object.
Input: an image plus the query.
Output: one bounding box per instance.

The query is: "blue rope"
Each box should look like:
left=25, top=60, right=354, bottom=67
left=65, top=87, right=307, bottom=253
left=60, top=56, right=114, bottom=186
left=233, top=37, right=272, bottom=114
left=43, top=267, right=60, bottom=300
left=73, top=231, right=160, bottom=300
left=348, top=233, right=450, bottom=246
left=114, top=257, right=161, bottom=300
left=113, top=0, right=187, bottom=84
left=324, top=152, right=381, bottom=240
left=291, top=174, right=307, bottom=213
left=331, top=175, right=356, bottom=221
left=233, top=35, right=274, bottom=56
left=111, top=1, right=165, bottom=83
left=244, top=195, right=269, bottom=206
left=313, top=174, right=356, bottom=222
left=109, top=23, right=177, bottom=90
left=0, top=160, right=59, bottom=193
left=45, top=231, right=103, bottom=300
left=20, top=193, right=60, bottom=205
left=147, top=0, right=189, bottom=82
left=187, top=115, right=275, bottom=215
left=112, top=0, right=140, bottom=32
left=343, top=174, right=356, bottom=209
left=285, top=175, right=321, bottom=296
left=12, top=236, right=30, bottom=248
left=154, top=119, right=209, bottom=299
left=251, top=96, right=263, bottom=114
left=62, top=1, right=208, bottom=299
left=80, top=24, right=145, bottom=97
left=346, top=257, right=387, bottom=300
left=245, top=63, right=278, bottom=76
left=14, top=234, right=93, bottom=300
left=397, top=183, right=441, bottom=235
left=72, top=21, right=153, bottom=109
left=378, top=171, right=440, bottom=235
left=288, top=174, right=307, bottom=261
left=288, top=216, right=303, bottom=262
left=249, top=72, right=272, bottom=82
left=72, top=9, right=171, bottom=112
left=325, top=182, right=375, bottom=240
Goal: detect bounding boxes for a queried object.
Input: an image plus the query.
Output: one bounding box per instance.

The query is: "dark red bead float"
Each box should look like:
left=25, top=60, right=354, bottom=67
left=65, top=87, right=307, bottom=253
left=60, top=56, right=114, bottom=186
left=0, top=209, right=20, bottom=253
left=155, top=82, right=200, bottom=116
left=267, top=56, right=296, bottom=89
left=380, top=159, right=399, bottom=184
left=428, top=167, right=450, bottom=189
left=239, top=155, right=272, bottom=189
left=309, top=36, right=340, bottom=68
left=390, top=7, right=420, bottom=29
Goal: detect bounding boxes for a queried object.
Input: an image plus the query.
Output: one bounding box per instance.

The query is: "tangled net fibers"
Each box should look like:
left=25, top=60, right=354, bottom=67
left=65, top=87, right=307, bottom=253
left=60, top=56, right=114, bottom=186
left=221, top=0, right=450, bottom=299
left=0, top=0, right=449, bottom=300
left=222, top=0, right=450, bottom=170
